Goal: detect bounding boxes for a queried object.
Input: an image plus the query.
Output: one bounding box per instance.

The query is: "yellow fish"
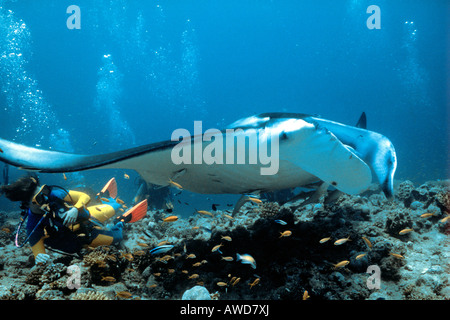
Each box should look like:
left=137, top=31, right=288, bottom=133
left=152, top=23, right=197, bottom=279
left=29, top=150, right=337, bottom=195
left=303, top=290, right=310, bottom=300
left=221, top=256, right=234, bottom=262
left=361, top=236, right=373, bottom=249
left=221, top=235, right=232, bottom=241
left=217, top=282, right=228, bottom=287
left=319, top=237, right=331, bottom=244
left=124, top=173, right=130, bottom=179
left=389, top=253, right=405, bottom=259
left=334, top=236, right=351, bottom=245
left=137, top=242, right=148, bottom=247
left=249, top=278, right=260, bottom=289
left=101, top=276, right=116, bottom=282
left=333, top=260, right=350, bottom=269
left=168, top=179, right=183, bottom=190
left=116, top=291, right=133, bottom=299
left=420, top=213, right=435, bottom=218
left=211, top=243, right=224, bottom=253
left=355, top=253, right=367, bottom=260
left=279, top=230, right=292, bottom=238
left=197, top=210, right=214, bottom=217
left=247, top=197, right=262, bottom=204
left=188, top=274, right=199, bottom=279
left=63, top=173, right=67, bottom=180
left=163, top=215, right=179, bottom=223
left=399, top=228, right=413, bottom=235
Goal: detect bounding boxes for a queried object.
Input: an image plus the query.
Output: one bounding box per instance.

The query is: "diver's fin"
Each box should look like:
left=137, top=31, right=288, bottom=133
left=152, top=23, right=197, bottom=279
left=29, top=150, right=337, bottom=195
left=100, top=177, right=117, bottom=199
left=356, top=112, right=367, bottom=129
left=116, top=199, right=148, bottom=223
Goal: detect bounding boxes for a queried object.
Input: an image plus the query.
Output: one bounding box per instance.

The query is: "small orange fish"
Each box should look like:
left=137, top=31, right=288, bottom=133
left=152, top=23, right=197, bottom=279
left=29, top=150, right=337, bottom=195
left=186, top=253, right=196, bottom=259
left=137, top=242, right=148, bottom=247
left=95, top=206, right=102, bottom=211
left=223, top=214, right=234, bottom=219
left=192, top=262, right=202, bottom=267
left=333, top=260, right=350, bottom=269
left=439, top=215, right=450, bottom=223
left=232, top=277, right=241, bottom=286
left=147, top=284, right=157, bottom=288
left=63, top=173, right=67, bottom=180
left=361, top=236, right=373, bottom=249
left=133, top=250, right=145, bottom=256
left=188, top=274, right=199, bottom=279
left=168, top=179, right=183, bottom=190
left=319, top=237, right=331, bottom=244
left=399, top=228, right=413, bottom=235
left=217, top=281, right=228, bottom=287
left=303, top=290, right=310, bottom=300
left=0, top=147, right=3, bottom=153
left=116, top=291, right=133, bottom=299
left=334, top=236, right=351, bottom=245
left=355, top=253, right=367, bottom=260
left=163, top=215, right=178, bottom=223
left=247, top=197, right=262, bottom=204
left=124, top=173, right=130, bottom=179
left=156, top=240, right=170, bottom=246
left=279, top=230, right=292, bottom=238
left=100, top=197, right=110, bottom=202
left=116, top=198, right=125, bottom=205
left=420, top=213, right=435, bottom=218
left=221, top=235, right=232, bottom=241
left=211, top=243, right=224, bottom=253
left=153, top=272, right=161, bottom=277
left=121, top=253, right=133, bottom=261
left=197, top=210, right=214, bottom=217
left=249, top=278, right=260, bottom=289
left=221, top=256, right=234, bottom=261
left=101, top=276, right=116, bottom=282
left=389, top=253, right=405, bottom=259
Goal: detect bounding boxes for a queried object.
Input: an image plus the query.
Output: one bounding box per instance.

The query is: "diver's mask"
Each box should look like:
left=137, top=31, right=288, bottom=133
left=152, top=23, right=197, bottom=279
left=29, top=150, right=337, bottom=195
left=31, top=184, right=51, bottom=210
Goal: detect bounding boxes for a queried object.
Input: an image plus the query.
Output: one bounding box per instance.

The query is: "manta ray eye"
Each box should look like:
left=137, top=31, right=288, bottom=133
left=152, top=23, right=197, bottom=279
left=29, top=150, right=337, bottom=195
left=331, top=181, right=337, bottom=186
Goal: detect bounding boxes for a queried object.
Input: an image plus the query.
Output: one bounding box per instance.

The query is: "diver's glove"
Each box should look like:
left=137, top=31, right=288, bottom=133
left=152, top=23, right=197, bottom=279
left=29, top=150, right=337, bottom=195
left=61, top=207, right=78, bottom=226
left=35, top=253, right=51, bottom=265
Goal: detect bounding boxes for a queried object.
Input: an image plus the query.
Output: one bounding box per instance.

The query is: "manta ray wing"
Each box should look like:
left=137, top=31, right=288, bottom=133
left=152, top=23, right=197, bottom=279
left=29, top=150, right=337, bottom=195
left=0, top=113, right=374, bottom=195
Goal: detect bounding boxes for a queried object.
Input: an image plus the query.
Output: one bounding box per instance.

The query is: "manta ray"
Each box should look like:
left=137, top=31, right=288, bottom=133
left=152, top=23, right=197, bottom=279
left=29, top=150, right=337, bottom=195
left=0, top=112, right=397, bottom=199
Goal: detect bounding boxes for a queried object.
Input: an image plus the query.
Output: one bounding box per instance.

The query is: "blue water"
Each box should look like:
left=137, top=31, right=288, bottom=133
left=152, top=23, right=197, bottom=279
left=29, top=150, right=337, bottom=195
left=0, top=1, right=448, bottom=212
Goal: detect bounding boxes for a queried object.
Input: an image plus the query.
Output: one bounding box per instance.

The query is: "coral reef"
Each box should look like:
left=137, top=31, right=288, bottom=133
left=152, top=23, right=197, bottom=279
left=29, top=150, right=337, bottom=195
left=0, top=179, right=448, bottom=300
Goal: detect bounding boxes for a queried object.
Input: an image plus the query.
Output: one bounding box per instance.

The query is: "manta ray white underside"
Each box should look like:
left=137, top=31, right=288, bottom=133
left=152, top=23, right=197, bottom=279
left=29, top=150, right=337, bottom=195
left=0, top=113, right=397, bottom=196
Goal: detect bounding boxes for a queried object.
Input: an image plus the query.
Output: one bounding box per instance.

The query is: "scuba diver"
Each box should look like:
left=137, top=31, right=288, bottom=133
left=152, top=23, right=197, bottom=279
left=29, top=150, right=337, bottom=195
left=0, top=175, right=147, bottom=265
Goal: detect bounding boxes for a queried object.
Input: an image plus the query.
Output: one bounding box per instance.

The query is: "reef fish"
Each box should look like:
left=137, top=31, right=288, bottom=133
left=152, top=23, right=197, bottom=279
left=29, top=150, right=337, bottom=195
left=236, top=253, right=257, bottom=269
left=150, top=245, right=174, bottom=255
left=0, top=112, right=397, bottom=198
left=399, top=228, right=413, bottom=235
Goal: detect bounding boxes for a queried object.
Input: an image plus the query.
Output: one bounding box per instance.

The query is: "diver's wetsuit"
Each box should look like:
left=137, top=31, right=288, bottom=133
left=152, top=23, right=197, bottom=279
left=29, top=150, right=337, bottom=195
left=27, top=188, right=123, bottom=258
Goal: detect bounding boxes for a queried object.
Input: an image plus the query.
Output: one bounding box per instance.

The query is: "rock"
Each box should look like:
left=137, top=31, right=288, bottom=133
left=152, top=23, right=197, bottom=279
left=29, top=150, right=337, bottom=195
left=181, top=285, right=211, bottom=300
left=410, top=201, right=423, bottom=210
